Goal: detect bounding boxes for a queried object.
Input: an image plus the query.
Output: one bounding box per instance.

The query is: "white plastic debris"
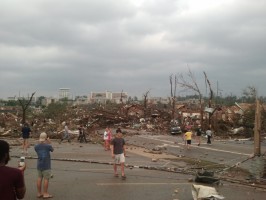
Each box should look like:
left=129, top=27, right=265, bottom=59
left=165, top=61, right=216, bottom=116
left=192, top=184, right=225, bottom=200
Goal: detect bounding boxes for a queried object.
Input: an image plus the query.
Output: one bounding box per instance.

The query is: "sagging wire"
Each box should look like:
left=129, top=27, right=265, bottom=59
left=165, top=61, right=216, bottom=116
left=215, top=155, right=255, bottom=174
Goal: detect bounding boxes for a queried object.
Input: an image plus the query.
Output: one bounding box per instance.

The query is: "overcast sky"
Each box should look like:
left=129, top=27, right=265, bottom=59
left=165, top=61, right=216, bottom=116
left=0, top=0, right=265, bottom=100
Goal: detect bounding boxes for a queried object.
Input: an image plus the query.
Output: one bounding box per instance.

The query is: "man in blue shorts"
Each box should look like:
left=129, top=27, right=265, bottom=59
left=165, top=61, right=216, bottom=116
left=21, top=123, right=31, bottom=155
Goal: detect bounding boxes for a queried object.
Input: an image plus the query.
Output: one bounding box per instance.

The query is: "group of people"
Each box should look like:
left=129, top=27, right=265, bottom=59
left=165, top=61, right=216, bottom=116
left=59, top=122, right=89, bottom=144
left=0, top=124, right=127, bottom=199
left=183, top=125, right=213, bottom=149
left=2, top=120, right=217, bottom=199
left=0, top=131, right=54, bottom=199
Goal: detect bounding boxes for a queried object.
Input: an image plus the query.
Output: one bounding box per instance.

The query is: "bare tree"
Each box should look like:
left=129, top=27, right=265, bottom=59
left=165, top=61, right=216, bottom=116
left=119, top=90, right=125, bottom=115
left=204, top=71, right=214, bottom=127
left=243, top=86, right=257, bottom=102
left=176, top=68, right=204, bottom=126
left=169, top=74, right=177, bottom=122
left=18, top=92, right=36, bottom=124
left=143, top=90, right=150, bottom=118
left=120, top=90, right=124, bottom=104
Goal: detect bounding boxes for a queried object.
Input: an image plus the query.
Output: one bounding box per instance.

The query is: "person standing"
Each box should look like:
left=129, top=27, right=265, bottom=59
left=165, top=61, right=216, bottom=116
left=195, top=125, right=203, bottom=146
left=206, top=127, right=212, bottom=145
left=183, top=129, right=193, bottom=150
left=116, top=127, right=122, bottom=134
left=110, top=130, right=126, bottom=179
left=0, top=140, right=26, bottom=200
left=21, top=123, right=31, bottom=155
left=34, top=132, right=54, bottom=199
left=78, top=125, right=87, bottom=143
left=60, top=122, right=71, bottom=143
left=107, top=128, right=112, bottom=149
left=103, top=128, right=109, bottom=150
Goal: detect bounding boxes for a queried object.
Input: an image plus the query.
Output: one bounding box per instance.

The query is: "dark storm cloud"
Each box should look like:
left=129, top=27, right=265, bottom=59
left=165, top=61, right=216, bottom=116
left=0, top=0, right=265, bottom=99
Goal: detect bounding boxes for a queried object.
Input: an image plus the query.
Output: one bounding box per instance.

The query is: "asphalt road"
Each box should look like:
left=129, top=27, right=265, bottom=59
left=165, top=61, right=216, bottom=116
left=125, top=134, right=266, bottom=171
left=3, top=135, right=266, bottom=200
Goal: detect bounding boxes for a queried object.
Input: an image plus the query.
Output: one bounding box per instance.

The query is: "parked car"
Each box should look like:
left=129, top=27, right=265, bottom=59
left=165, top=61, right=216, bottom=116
left=170, top=126, right=182, bottom=135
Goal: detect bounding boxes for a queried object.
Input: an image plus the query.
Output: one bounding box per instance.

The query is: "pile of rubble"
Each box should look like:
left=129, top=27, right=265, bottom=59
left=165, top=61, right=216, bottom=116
left=1, top=101, right=258, bottom=141
left=0, top=104, right=173, bottom=141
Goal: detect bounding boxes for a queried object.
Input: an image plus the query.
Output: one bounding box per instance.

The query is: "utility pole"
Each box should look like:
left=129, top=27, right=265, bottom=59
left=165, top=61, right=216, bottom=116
left=249, top=99, right=264, bottom=181
left=254, top=99, right=261, bottom=156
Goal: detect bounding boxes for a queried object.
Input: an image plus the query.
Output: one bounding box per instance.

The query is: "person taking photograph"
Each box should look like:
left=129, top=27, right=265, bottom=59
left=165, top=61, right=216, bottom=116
left=34, top=132, right=54, bottom=199
left=0, top=140, right=26, bottom=200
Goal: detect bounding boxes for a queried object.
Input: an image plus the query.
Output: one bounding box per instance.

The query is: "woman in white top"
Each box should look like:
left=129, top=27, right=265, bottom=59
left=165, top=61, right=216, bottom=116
left=103, top=128, right=109, bottom=150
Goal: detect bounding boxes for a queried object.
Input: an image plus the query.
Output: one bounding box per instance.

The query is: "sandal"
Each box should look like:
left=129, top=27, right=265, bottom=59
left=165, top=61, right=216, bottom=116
left=114, top=174, right=119, bottom=177
left=37, top=194, right=43, bottom=198
left=43, top=194, right=53, bottom=199
left=121, top=175, right=126, bottom=180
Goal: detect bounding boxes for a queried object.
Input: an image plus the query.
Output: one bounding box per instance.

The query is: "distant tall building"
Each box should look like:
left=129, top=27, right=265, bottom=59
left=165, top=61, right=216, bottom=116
left=59, top=88, right=70, bottom=99
left=7, top=96, right=17, bottom=101
left=90, top=91, right=128, bottom=104
left=41, top=97, right=58, bottom=106
left=148, top=97, right=169, bottom=104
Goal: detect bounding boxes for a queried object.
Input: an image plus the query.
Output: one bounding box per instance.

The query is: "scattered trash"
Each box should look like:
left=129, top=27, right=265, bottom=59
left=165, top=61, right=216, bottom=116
left=192, top=184, right=225, bottom=200
left=230, top=127, right=244, bottom=135
left=195, top=170, right=220, bottom=184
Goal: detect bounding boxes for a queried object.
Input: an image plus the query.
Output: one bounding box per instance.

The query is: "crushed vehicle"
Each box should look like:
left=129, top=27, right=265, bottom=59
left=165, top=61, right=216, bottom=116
left=170, top=126, right=182, bottom=135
